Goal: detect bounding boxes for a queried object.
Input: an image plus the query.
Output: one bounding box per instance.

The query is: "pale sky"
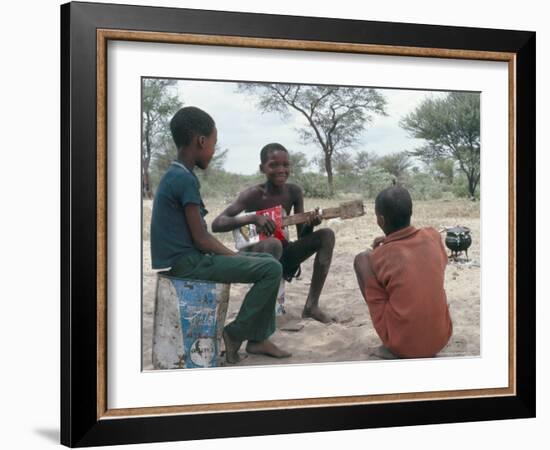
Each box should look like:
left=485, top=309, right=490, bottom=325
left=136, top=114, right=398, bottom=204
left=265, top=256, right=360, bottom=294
left=171, top=80, right=447, bottom=174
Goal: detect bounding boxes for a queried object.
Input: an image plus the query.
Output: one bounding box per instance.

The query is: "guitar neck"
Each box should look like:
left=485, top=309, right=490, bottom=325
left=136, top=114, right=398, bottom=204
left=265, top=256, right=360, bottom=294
left=282, top=207, right=341, bottom=227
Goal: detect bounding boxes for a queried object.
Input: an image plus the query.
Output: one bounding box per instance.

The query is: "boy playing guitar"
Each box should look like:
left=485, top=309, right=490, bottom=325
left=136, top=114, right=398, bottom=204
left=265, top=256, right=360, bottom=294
left=212, top=143, right=336, bottom=323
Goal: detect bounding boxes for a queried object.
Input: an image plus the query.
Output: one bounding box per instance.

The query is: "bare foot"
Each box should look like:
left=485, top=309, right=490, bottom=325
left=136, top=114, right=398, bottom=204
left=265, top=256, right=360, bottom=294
left=246, top=339, right=292, bottom=358
left=223, top=329, right=243, bottom=364
left=370, top=345, right=400, bottom=360
left=302, top=305, right=335, bottom=324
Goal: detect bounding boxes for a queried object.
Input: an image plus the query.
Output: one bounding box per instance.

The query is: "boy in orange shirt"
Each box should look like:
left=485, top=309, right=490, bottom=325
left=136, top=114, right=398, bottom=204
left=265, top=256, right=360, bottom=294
left=353, top=186, right=452, bottom=358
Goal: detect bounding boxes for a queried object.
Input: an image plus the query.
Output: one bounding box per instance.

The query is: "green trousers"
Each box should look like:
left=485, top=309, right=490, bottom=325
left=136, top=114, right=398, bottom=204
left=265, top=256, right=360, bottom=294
left=168, top=251, right=282, bottom=342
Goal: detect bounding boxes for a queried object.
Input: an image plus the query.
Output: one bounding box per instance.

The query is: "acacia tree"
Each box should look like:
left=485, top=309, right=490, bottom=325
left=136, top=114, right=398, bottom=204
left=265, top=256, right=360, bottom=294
left=239, top=83, right=386, bottom=195
left=142, top=79, right=183, bottom=198
left=401, top=92, right=480, bottom=197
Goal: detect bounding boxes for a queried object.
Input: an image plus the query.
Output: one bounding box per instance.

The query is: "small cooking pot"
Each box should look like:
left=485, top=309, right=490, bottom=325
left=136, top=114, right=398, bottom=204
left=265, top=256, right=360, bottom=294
left=443, top=226, right=472, bottom=260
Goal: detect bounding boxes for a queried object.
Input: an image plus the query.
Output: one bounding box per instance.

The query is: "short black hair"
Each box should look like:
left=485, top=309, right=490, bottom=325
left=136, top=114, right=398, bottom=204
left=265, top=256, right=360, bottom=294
left=260, top=143, right=288, bottom=164
left=375, top=185, right=413, bottom=230
left=170, top=106, right=215, bottom=149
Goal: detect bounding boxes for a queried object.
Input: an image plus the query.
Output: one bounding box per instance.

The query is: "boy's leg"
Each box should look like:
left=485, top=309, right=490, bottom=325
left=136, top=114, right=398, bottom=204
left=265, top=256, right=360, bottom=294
left=371, top=345, right=400, bottom=360
left=169, top=252, right=290, bottom=362
left=283, top=228, right=335, bottom=323
left=353, top=250, right=374, bottom=302
left=242, top=237, right=283, bottom=260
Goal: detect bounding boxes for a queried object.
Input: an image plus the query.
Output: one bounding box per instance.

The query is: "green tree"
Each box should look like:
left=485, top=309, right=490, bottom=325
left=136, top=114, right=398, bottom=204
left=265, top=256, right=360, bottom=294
left=239, top=83, right=387, bottom=195
left=361, top=166, right=394, bottom=198
left=431, top=158, right=455, bottom=184
left=374, top=151, right=412, bottom=181
left=354, top=150, right=377, bottom=174
left=332, top=151, right=355, bottom=175
left=142, top=79, right=183, bottom=198
left=401, top=92, right=480, bottom=198
left=149, top=135, right=174, bottom=193
left=287, top=151, right=309, bottom=177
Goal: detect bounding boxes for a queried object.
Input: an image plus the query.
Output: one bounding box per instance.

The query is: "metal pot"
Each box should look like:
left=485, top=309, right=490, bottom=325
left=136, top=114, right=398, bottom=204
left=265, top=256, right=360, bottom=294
left=444, top=226, right=472, bottom=260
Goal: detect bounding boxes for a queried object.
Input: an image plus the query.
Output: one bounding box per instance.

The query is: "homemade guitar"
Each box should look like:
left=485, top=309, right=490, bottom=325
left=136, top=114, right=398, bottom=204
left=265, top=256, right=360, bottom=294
left=232, top=199, right=365, bottom=250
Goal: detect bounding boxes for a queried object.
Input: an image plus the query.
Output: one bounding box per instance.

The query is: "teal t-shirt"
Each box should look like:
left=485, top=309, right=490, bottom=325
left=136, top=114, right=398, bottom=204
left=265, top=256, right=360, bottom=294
left=150, top=162, right=208, bottom=269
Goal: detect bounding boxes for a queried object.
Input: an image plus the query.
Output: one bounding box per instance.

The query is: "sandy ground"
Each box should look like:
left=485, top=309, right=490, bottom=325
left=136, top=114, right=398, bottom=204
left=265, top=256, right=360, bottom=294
left=142, top=197, right=480, bottom=369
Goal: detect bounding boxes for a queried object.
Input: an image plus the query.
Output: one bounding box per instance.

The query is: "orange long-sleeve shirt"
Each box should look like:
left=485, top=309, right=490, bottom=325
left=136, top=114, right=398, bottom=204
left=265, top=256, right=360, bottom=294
left=365, top=226, right=452, bottom=358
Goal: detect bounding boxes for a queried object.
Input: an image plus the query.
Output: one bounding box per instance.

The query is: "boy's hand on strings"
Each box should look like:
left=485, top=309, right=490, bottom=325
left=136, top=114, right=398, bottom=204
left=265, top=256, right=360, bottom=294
left=254, top=215, right=276, bottom=235
left=300, top=208, right=322, bottom=238
left=306, top=207, right=323, bottom=227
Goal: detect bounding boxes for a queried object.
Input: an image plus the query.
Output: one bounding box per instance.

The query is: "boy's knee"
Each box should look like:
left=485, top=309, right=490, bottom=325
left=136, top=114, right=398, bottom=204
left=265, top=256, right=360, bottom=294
left=262, top=257, right=282, bottom=278
left=262, top=237, right=284, bottom=259
left=317, top=228, right=335, bottom=248
left=266, top=237, right=283, bottom=259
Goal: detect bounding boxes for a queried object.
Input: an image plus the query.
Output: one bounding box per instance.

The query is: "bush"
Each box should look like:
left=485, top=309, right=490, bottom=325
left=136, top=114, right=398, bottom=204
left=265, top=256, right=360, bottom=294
left=401, top=172, right=451, bottom=200
left=149, top=164, right=478, bottom=203
left=451, top=174, right=480, bottom=200
left=359, top=167, right=394, bottom=198
left=290, top=172, right=332, bottom=198
left=333, top=174, right=363, bottom=194
left=196, top=170, right=263, bottom=199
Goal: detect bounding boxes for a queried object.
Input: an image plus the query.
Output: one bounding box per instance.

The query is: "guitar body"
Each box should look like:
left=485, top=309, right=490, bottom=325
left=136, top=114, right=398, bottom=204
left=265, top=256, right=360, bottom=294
left=232, top=205, right=289, bottom=250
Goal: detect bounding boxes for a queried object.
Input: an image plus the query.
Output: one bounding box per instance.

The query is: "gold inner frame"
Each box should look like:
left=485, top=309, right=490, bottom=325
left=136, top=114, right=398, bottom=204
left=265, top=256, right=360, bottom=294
left=96, top=29, right=517, bottom=420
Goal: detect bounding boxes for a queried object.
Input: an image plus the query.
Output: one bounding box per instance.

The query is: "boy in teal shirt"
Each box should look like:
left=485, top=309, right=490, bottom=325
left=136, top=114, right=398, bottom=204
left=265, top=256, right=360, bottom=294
left=151, top=106, right=291, bottom=363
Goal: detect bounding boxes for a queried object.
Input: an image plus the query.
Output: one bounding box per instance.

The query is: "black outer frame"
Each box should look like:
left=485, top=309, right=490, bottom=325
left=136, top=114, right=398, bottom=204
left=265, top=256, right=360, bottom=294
left=60, top=1, right=535, bottom=447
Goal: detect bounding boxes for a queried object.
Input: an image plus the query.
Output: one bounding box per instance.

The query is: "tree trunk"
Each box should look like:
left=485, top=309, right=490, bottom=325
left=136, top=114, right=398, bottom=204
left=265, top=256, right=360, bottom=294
left=142, top=172, right=153, bottom=199
left=325, top=152, right=334, bottom=197
left=467, top=173, right=477, bottom=200
left=142, top=157, right=153, bottom=199
left=457, top=161, right=478, bottom=200
left=142, top=117, right=153, bottom=199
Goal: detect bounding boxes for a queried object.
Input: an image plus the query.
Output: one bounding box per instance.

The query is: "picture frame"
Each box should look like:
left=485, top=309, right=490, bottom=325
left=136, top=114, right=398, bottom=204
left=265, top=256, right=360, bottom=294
left=60, top=1, right=535, bottom=447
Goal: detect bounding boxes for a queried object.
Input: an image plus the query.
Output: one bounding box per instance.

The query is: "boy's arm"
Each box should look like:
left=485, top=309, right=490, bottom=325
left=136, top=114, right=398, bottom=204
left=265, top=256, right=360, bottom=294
left=292, top=185, right=321, bottom=238
left=185, top=204, right=236, bottom=256
left=354, top=250, right=389, bottom=344
left=211, top=190, right=275, bottom=235
left=353, top=250, right=388, bottom=305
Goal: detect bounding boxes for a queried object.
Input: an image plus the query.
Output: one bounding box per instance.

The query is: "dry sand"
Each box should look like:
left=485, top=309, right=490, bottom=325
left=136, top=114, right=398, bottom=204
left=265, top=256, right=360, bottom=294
left=142, top=197, right=480, bottom=369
